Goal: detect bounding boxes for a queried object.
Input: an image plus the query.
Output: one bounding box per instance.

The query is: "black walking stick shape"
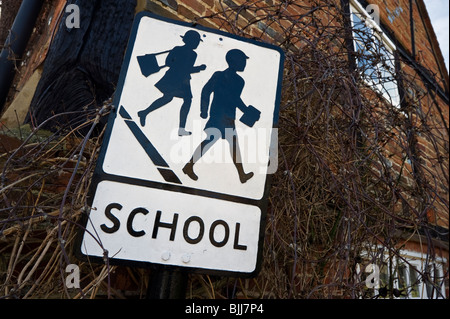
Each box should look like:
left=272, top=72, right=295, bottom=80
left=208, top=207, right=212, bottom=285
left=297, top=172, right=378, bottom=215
left=119, top=105, right=182, bottom=184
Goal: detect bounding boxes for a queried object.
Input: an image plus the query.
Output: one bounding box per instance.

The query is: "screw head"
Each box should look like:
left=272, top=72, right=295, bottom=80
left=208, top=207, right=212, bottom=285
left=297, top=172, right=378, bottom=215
left=181, top=254, right=191, bottom=264
left=161, top=251, right=171, bottom=261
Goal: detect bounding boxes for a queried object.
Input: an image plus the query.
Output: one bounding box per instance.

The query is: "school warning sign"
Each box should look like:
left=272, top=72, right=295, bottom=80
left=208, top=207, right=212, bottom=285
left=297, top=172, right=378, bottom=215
left=77, top=12, right=284, bottom=277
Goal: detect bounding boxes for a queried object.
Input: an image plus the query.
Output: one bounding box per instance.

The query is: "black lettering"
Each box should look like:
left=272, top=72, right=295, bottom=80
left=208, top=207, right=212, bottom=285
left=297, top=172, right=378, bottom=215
left=209, top=220, right=230, bottom=247
left=183, top=216, right=205, bottom=244
left=233, top=223, right=247, bottom=250
left=127, top=207, right=149, bottom=237
left=152, top=210, right=179, bottom=241
left=100, top=203, right=122, bottom=234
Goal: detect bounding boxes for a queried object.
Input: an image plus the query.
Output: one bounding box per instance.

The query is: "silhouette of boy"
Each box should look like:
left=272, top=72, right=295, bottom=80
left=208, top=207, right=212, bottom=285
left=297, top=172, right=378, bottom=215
left=182, top=49, right=256, bottom=183
left=138, top=30, right=206, bottom=136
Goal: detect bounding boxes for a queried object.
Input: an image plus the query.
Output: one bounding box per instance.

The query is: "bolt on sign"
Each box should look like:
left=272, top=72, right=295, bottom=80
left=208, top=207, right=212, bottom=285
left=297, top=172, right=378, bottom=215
left=77, top=12, right=284, bottom=276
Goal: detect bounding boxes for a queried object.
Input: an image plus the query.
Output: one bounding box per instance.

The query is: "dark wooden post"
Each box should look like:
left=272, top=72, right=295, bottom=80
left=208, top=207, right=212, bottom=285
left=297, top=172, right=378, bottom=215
left=147, top=268, right=188, bottom=299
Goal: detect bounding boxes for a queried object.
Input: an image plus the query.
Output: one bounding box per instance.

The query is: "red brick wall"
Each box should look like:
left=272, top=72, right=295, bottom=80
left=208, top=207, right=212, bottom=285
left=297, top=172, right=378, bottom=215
left=2, top=0, right=448, bottom=298
left=8, top=0, right=447, bottom=255
left=164, top=0, right=449, bottom=296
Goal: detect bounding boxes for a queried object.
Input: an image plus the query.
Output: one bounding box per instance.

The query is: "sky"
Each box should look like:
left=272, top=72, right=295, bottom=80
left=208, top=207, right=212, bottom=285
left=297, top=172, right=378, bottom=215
left=424, top=0, right=450, bottom=72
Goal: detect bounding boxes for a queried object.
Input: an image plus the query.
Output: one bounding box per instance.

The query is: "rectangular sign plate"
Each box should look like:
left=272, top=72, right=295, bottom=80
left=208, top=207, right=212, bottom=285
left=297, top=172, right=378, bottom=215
left=77, top=12, right=284, bottom=277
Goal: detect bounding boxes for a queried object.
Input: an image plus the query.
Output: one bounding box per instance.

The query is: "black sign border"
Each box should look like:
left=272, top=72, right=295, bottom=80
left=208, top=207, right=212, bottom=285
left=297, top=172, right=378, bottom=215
left=75, top=11, right=284, bottom=278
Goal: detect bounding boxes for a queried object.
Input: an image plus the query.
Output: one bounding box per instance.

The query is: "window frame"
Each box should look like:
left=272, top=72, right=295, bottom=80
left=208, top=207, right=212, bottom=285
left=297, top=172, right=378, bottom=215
left=349, top=0, right=401, bottom=108
left=358, top=248, right=447, bottom=299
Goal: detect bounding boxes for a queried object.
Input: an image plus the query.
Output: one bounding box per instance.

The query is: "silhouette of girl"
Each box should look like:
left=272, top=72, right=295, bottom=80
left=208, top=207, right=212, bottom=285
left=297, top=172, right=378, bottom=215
left=138, top=30, right=206, bottom=136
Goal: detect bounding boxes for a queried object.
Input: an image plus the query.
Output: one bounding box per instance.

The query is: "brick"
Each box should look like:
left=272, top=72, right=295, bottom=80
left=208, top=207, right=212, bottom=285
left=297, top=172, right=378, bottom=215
left=177, top=3, right=198, bottom=20
left=181, top=0, right=206, bottom=15
left=201, top=0, right=215, bottom=8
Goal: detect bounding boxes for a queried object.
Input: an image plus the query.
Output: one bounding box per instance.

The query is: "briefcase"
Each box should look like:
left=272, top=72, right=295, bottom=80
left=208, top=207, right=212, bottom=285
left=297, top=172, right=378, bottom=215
left=240, top=105, right=261, bottom=127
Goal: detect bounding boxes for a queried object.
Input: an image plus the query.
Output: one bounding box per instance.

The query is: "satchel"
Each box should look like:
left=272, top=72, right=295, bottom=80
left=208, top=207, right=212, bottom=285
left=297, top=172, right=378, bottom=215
left=240, top=105, right=261, bottom=127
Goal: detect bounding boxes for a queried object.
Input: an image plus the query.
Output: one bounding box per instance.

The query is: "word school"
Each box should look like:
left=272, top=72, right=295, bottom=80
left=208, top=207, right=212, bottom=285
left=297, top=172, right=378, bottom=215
left=100, top=203, right=248, bottom=250
left=80, top=180, right=262, bottom=273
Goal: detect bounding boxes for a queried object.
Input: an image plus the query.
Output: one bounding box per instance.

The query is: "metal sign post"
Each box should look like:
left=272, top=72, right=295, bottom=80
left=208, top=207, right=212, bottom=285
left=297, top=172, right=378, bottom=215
left=146, top=268, right=188, bottom=299
left=76, top=12, right=284, bottom=296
